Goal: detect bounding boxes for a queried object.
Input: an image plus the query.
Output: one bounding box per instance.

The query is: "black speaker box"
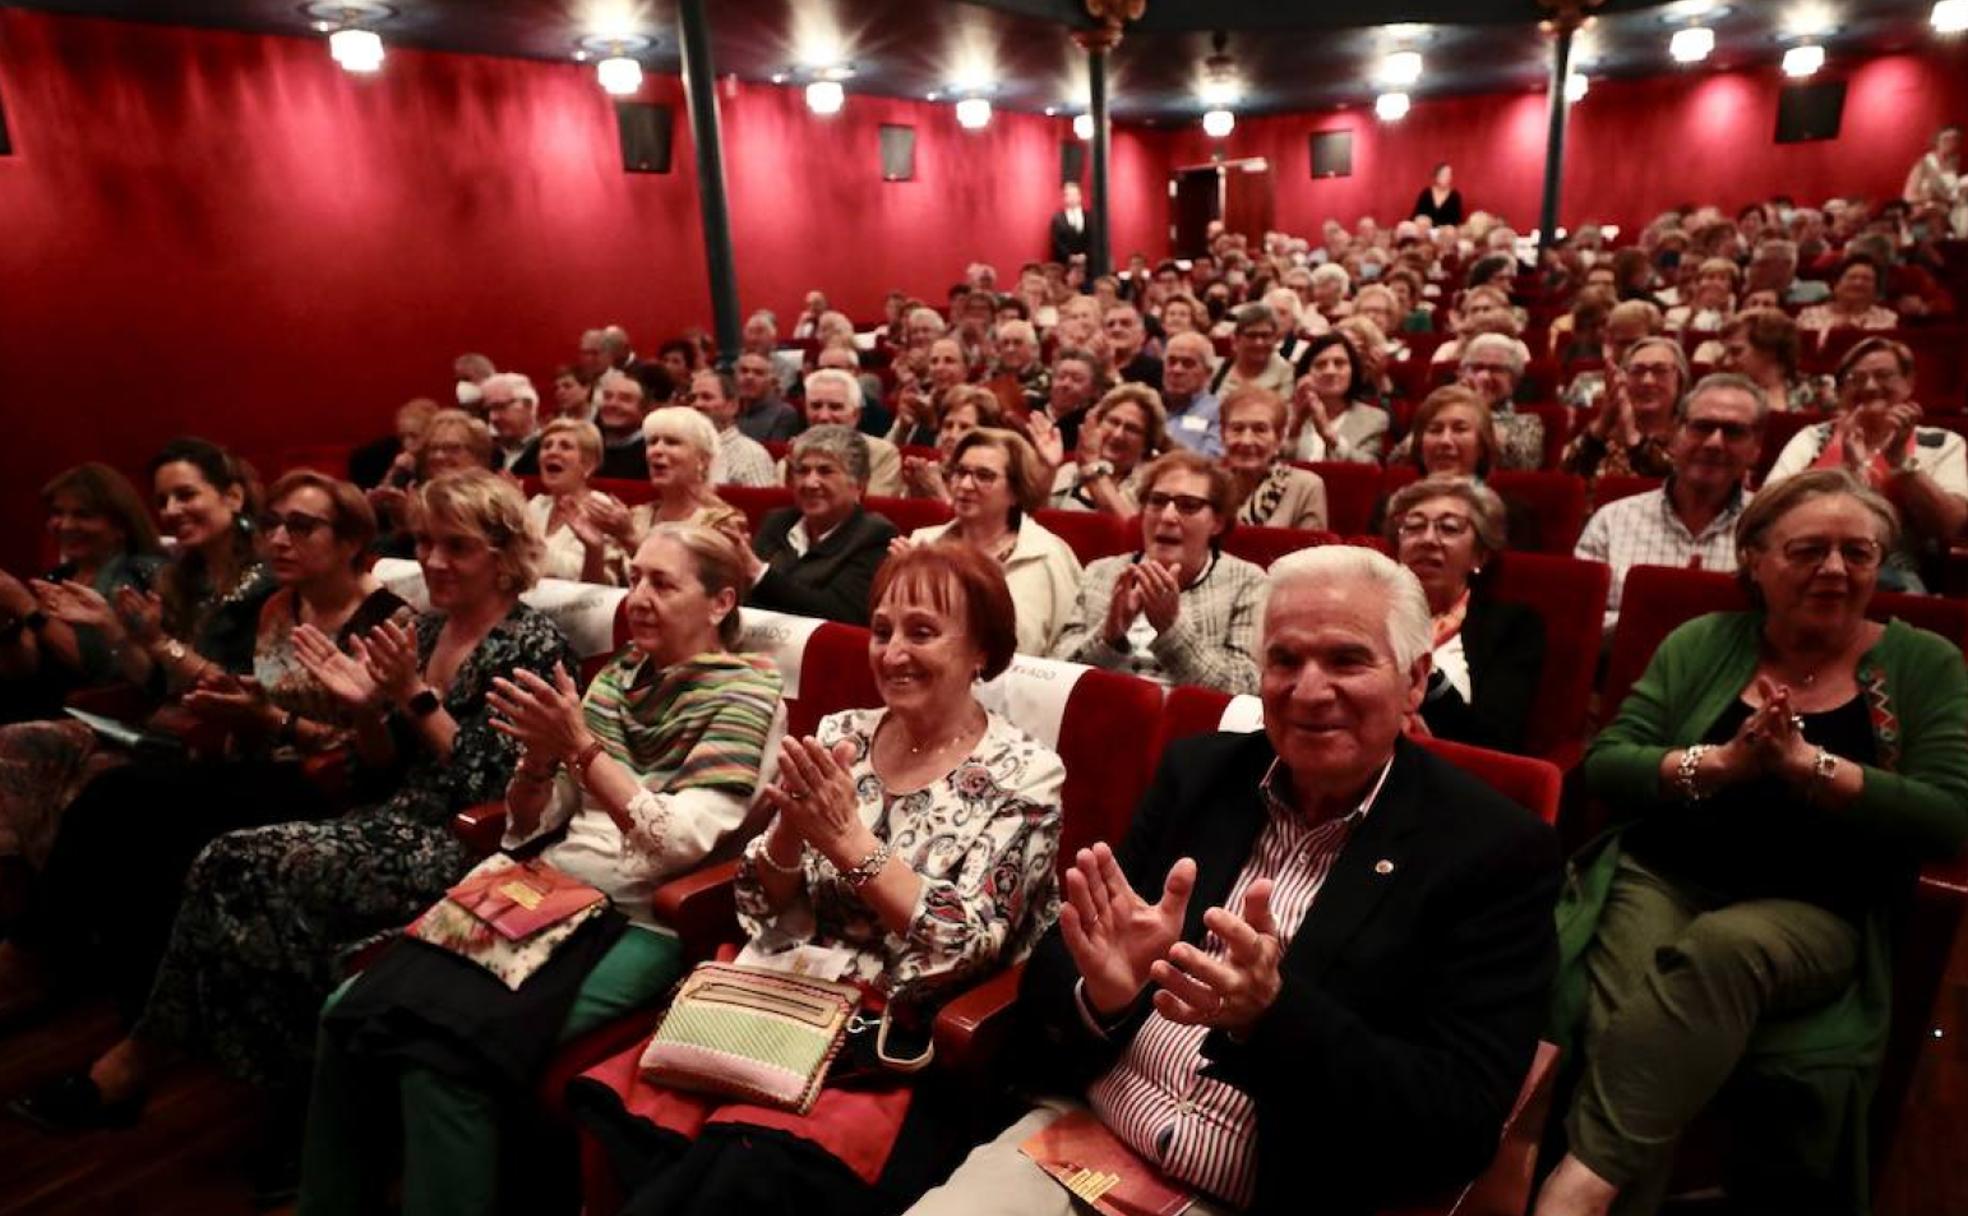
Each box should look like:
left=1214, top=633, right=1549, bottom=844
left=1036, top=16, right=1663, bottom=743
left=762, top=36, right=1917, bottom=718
left=616, top=102, right=673, bottom=173
left=880, top=124, right=915, bottom=181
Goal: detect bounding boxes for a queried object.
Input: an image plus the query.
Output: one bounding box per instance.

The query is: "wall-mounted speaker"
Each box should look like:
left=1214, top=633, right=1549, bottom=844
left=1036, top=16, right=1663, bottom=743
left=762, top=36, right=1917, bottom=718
left=1775, top=81, right=1845, bottom=144
left=615, top=102, right=673, bottom=173
left=1060, top=140, right=1085, bottom=184
left=0, top=84, right=12, bottom=156
left=880, top=124, right=915, bottom=181
left=1309, top=130, right=1351, bottom=179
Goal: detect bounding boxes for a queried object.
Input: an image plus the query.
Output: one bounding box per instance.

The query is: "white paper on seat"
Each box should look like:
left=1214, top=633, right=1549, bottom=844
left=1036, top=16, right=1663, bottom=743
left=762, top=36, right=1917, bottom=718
left=975, top=654, right=1087, bottom=750
left=367, top=563, right=626, bottom=659
left=1218, top=695, right=1265, bottom=734
left=371, top=558, right=429, bottom=611
left=738, top=608, right=827, bottom=701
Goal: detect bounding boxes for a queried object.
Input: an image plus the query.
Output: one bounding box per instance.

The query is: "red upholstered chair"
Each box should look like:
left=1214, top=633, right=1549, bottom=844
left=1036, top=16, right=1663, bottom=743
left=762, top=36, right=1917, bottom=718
left=1518, top=403, right=1571, bottom=470
left=587, top=476, right=658, bottom=506
left=1299, top=461, right=1386, bottom=536
left=1484, top=552, right=1611, bottom=768
left=863, top=493, right=954, bottom=537
left=1753, top=411, right=1829, bottom=486
left=763, top=440, right=791, bottom=463
left=1487, top=470, right=1588, bottom=554
left=1219, top=525, right=1339, bottom=569
left=1384, top=1042, right=1562, bottom=1216
left=1591, top=474, right=1661, bottom=510
left=270, top=444, right=354, bottom=479
left=1032, top=508, right=1132, bottom=565
left=715, top=484, right=793, bottom=533
left=1902, top=325, right=1968, bottom=412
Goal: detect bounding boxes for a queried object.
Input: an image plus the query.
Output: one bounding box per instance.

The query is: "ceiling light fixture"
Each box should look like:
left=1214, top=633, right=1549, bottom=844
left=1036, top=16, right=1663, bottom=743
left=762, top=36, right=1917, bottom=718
left=329, top=28, right=384, bottom=72
left=1564, top=72, right=1590, bottom=102
left=1669, top=26, right=1715, bottom=63
left=1935, top=0, right=1968, bottom=32
left=1074, top=113, right=1095, bottom=140
left=1381, top=51, right=1424, bottom=86
left=1202, top=109, right=1235, bottom=138
left=806, top=80, right=844, bottom=114
left=576, top=32, right=653, bottom=95
left=956, top=97, right=992, bottom=130
left=1783, top=44, right=1825, bottom=76
left=1375, top=91, right=1411, bottom=121
left=306, top=2, right=393, bottom=73
left=597, top=55, right=642, bottom=95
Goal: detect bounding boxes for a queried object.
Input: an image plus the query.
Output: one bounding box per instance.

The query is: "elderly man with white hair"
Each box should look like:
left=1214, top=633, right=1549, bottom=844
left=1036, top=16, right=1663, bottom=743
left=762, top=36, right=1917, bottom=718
left=912, top=544, right=1560, bottom=1216
left=742, top=308, right=803, bottom=396
left=1457, top=333, right=1546, bottom=471
left=479, top=371, right=543, bottom=473
left=778, top=369, right=902, bottom=495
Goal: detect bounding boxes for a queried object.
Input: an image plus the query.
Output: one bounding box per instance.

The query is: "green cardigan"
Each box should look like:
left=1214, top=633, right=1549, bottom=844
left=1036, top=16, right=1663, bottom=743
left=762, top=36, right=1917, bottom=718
left=1552, top=611, right=1968, bottom=1212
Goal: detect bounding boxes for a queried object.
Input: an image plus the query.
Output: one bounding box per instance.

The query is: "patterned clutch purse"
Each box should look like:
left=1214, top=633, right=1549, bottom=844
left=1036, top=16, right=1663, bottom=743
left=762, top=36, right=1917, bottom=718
left=638, top=962, right=861, bottom=1114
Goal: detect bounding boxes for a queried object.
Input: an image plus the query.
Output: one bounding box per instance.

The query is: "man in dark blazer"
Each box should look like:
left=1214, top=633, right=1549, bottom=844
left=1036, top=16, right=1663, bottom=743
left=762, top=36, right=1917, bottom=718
left=743, top=425, right=896, bottom=625
left=910, top=546, right=1561, bottom=1216
left=1049, top=181, right=1091, bottom=266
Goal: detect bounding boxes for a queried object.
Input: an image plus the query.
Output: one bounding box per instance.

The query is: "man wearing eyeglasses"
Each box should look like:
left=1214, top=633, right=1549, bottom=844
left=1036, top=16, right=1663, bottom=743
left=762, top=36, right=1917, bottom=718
left=1575, top=373, right=1768, bottom=635
left=479, top=373, right=543, bottom=475
left=1160, top=333, right=1223, bottom=457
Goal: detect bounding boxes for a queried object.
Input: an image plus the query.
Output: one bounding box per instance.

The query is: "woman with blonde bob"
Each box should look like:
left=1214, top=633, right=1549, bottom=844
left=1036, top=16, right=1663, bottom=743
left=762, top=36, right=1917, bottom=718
left=593, top=407, right=742, bottom=558
left=525, top=418, right=629, bottom=585
left=10, top=471, right=577, bottom=1161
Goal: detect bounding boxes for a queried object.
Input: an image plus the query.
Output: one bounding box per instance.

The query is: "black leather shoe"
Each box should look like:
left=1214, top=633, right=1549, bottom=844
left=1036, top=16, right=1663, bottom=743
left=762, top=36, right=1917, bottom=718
left=6, top=1072, right=143, bottom=1134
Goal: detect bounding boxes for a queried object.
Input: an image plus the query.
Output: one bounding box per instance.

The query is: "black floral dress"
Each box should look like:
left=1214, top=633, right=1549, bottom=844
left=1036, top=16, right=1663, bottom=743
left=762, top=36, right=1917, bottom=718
left=131, top=603, right=573, bottom=1090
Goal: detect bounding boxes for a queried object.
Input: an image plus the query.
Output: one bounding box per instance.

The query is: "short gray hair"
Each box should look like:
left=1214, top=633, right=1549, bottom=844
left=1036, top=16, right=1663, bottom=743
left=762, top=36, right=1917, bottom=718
left=1461, top=332, right=1526, bottom=377
left=600, top=326, right=632, bottom=359
left=1309, top=262, right=1351, bottom=293
left=480, top=371, right=538, bottom=407
left=1383, top=474, right=1508, bottom=559
left=803, top=368, right=863, bottom=415
left=1620, top=336, right=1690, bottom=385
left=1266, top=545, right=1432, bottom=671
left=1678, top=371, right=1770, bottom=425
left=597, top=368, right=645, bottom=402
left=641, top=404, right=719, bottom=470
left=1232, top=302, right=1278, bottom=335
left=789, top=424, right=872, bottom=484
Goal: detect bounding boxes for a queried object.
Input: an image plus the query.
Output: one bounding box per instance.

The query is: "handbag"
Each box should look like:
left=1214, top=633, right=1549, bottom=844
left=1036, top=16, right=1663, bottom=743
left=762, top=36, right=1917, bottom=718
left=638, top=961, right=861, bottom=1114
left=405, top=855, right=609, bottom=990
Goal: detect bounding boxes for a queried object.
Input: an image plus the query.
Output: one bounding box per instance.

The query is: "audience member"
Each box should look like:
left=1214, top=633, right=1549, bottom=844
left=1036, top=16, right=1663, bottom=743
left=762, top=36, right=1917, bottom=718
left=917, top=545, right=1559, bottom=1215
left=1105, top=304, right=1162, bottom=387
left=1210, top=304, right=1296, bottom=399
left=1541, top=469, right=1968, bottom=1216
left=1765, top=337, right=1968, bottom=590
left=687, top=370, right=775, bottom=488
left=1575, top=373, right=1766, bottom=633
left=1053, top=451, right=1265, bottom=693
left=1040, top=384, right=1166, bottom=516
left=899, top=385, right=1001, bottom=504
left=985, top=318, right=1049, bottom=424
left=1385, top=476, right=1545, bottom=752
left=592, top=371, right=653, bottom=481
left=608, top=408, right=743, bottom=552
left=350, top=397, right=439, bottom=489
left=1712, top=308, right=1835, bottom=413
left=301, top=523, right=784, bottom=1216
left=1159, top=332, right=1222, bottom=456
left=1455, top=334, right=1546, bottom=471
left=523, top=419, right=627, bottom=585
left=1222, top=389, right=1328, bottom=531
left=1287, top=333, right=1390, bottom=463
left=574, top=543, right=1064, bottom=1214
left=1664, top=258, right=1740, bottom=335
left=898, top=429, right=1081, bottom=655
left=551, top=364, right=594, bottom=421
left=732, top=350, right=802, bottom=444
left=1798, top=256, right=1898, bottom=333
left=740, top=310, right=802, bottom=397
left=479, top=373, right=542, bottom=474
left=1561, top=337, right=1687, bottom=480
left=1036, top=347, right=1106, bottom=455
left=744, top=426, right=898, bottom=624
left=788, top=368, right=901, bottom=496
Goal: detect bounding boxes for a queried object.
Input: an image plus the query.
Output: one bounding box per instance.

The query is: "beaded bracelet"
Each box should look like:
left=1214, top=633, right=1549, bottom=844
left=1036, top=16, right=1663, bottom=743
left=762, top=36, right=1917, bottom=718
left=1675, top=744, right=1711, bottom=802
left=839, top=840, right=894, bottom=893
left=570, top=738, right=608, bottom=782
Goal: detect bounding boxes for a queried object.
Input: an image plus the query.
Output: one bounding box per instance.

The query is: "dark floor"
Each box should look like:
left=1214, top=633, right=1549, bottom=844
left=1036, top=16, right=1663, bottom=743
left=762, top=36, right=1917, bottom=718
left=0, top=924, right=1963, bottom=1216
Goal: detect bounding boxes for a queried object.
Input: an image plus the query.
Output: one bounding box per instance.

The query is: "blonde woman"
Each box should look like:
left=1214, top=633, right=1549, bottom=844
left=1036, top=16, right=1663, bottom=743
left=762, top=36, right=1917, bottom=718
left=524, top=418, right=628, bottom=585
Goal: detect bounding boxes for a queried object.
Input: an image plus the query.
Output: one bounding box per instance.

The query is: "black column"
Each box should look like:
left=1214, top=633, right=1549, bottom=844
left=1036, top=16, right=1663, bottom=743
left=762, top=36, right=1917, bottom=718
left=1087, top=47, right=1111, bottom=279
left=677, top=0, right=741, bottom=364
left=1536, top=21, right=1576, bottom=256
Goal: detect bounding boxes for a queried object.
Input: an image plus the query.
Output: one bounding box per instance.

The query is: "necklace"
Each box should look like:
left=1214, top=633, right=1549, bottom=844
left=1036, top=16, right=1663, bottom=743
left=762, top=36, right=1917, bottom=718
left=890, top=710, right=983, bottom=759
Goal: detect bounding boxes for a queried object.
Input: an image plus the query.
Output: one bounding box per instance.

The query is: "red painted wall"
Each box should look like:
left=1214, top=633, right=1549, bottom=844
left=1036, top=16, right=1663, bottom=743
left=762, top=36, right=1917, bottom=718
left=1154, top=45, right=1968, bottom=242
left=0, top=10, right=1121, bottom=568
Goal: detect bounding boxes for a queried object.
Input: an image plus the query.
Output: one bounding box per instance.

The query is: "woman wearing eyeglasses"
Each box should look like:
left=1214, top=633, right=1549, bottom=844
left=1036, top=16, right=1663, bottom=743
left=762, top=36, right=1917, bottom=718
left=1052, top=451, right=1267, bottom=694
left=1764, top=337, right=1968, bottom=593
left=1037, top=383, right=1168, bottom=516
left=894, top=428, right=1081, bottom=656
left=1384, top=475, right=1545, bottom=752
left=1540, top=470, right=1968, bottom=1216
left=0, top=470, right=408, bottom=1055
left=1560, top=337, right=1687, bottom=482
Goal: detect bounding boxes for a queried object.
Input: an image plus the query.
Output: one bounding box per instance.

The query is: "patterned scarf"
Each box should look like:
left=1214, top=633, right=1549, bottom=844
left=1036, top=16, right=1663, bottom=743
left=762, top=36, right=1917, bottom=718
left=582, top=651, right=783, bottom=796
left=1237, top=463, right=1294, bottom=528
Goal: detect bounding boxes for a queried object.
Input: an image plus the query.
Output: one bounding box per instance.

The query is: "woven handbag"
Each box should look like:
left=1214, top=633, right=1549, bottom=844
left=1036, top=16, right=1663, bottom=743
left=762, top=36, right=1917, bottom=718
left=638, top=962, right=861, bottom=1114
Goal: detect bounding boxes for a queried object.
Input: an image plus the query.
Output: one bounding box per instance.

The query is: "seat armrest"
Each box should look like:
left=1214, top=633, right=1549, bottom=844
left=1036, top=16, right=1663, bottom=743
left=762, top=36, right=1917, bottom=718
left=65, top=682, right=156, bottom=723
left=650, top=861, right=743, bottom=963
left=451, top=801, right=508, bottom=856
left=931, top=963, right=1026, bottom=1078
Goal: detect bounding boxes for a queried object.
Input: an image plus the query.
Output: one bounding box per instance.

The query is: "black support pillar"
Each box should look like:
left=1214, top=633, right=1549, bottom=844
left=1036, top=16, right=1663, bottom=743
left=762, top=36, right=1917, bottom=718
left=677, top=0, right=741, bottom=364
left=1536, top=15, right=1578, bottom=256
left=1087, top=46, right=1112, bottom=279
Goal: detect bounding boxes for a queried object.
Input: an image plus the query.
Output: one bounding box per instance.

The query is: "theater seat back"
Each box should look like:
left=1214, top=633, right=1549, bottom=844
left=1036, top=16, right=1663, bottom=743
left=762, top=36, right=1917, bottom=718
left=865, top=494, right=955, bottom=536
left=1485, top=552, right=1610, bottom=764
left=1299, top=461, right=1384, bottom=536
left=1032, top=509, right=1132, bottom=565
left=1219, top=526, right=1340, bottom=569
left=718, top=485, right=794, bottom=533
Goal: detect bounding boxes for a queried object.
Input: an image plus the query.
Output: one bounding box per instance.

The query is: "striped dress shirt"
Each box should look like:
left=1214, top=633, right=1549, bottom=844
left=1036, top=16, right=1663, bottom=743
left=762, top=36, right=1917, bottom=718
left=1083, top=758, right=1392, bottom=1207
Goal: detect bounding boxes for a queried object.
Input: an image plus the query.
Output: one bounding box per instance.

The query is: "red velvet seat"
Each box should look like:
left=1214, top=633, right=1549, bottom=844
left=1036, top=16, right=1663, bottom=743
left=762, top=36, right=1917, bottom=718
left=1484, top=552, right=1610, bottom=767
left=1299, top=460, right=1384, bottom=536
left=1517, top=402, right=1572, bottom=470
left=1486, top=470, right=1589, bottom=554
left=1591, top=473, right=1661, bottom=510
left=585, top=476, right=659, bottom=506
left=1032, top=508, right=1132, bottom=565
left=1218, top=525, right=1340, bottom=569
left=1753, top=410, right=1830, bottom=486
left=715, top=484, right=793, bottom=533
left=864, top=493, right=954, bottom=536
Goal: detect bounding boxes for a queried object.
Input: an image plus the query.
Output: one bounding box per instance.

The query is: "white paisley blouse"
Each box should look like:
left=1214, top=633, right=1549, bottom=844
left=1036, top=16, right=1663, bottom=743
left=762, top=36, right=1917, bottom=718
left=734, top=707, right=1065, bottom=1003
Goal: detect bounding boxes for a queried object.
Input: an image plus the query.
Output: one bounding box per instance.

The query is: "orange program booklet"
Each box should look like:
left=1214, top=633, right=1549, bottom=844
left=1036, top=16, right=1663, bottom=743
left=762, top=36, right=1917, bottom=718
left=444, top=857, right=605, bottom=942
left=1019, top=1109, right=1195, bottom=1216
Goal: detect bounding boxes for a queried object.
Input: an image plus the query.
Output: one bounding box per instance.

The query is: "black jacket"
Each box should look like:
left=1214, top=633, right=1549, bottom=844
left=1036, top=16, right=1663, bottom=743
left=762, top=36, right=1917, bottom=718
left=1421, top=594, right=1546, bottom=754
left=748, top=505, right=897, bottom=625
left=1016, top=732, right=1560, bottom=1216
left=1050, top=209, right=1092, bottom=264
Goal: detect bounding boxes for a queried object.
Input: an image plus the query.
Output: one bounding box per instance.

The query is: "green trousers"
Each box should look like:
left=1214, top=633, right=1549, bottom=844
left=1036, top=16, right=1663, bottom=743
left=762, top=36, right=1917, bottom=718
left=297, top=925, right=680, bottom=1216
left=1566, top=854, right=1860, bottom=1215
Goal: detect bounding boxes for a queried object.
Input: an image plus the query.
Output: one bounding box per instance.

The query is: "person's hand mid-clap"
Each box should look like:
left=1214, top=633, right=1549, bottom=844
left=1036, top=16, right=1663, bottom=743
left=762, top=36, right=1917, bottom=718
left=1134, top=561, right=1183, bottom=635
left=1059, top=842, right=1196, bottom=1019
left=761, top=736, right=870, bottom=870
left=1148, top=878, right=1284, bottom=1038
left=487, top=665, right=591, bottom=763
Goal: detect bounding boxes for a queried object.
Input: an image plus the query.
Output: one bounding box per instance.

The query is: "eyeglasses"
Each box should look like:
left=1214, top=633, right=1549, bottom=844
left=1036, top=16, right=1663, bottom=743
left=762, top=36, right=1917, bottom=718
left=1625, top=363, right=1679, bottom=381
left=1463, top=362, right=1516, bottom=377
left=1143, top=491, right=1212, bottom=517
left=1843, top=369, right=1905, bottom=388
left=1780, top=538, right=1883, bottom=571
left=256, top=511, right=333, bottom=539
left=1682, top=418, right=1756, bottom=442
left=1396, top=513, right=1474, bottom=539
left=949, top=464, right=1004, bottom=487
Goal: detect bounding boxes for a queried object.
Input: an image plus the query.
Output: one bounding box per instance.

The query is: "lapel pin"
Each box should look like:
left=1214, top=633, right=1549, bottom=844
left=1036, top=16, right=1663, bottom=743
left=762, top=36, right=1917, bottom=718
left=1373, top=859, right=1395, bottom=875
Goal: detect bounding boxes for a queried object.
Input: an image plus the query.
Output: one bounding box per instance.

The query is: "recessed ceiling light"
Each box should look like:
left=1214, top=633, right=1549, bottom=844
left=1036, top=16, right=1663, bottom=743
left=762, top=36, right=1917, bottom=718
left=597, top=56, right=642, bottom=95
left=955, top=97, right=992, bottom=129
left=1565, top=72, right=1589, bottom=102
left=1202, top=109, right=1235, bottom=138
left=329, top=28, right=384, bottom=73
left=1936, top=0, right=1968, bottom=32
left=1381, top=51, right=1423, bottom=86
left=805, top=80, right=844, bottom=114
left=1074, top=113, right=1094, bottom=140
left=1375, top=92, right=1410, bottom=121
left=1669, top=27, right=1715, bottom=63
left=1783, top=44, right=1825, bottom=76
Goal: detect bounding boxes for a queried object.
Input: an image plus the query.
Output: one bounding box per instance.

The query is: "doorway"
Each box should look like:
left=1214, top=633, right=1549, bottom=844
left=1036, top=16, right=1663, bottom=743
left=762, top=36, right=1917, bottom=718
left=1170, top=158, right=1275, bottom=258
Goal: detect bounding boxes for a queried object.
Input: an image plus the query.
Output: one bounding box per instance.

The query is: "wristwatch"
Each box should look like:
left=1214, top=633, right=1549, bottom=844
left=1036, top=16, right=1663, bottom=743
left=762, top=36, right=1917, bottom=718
left=1082, top=460, right=1116, bottom=481
left=405, top=688, right=442, bottom=719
